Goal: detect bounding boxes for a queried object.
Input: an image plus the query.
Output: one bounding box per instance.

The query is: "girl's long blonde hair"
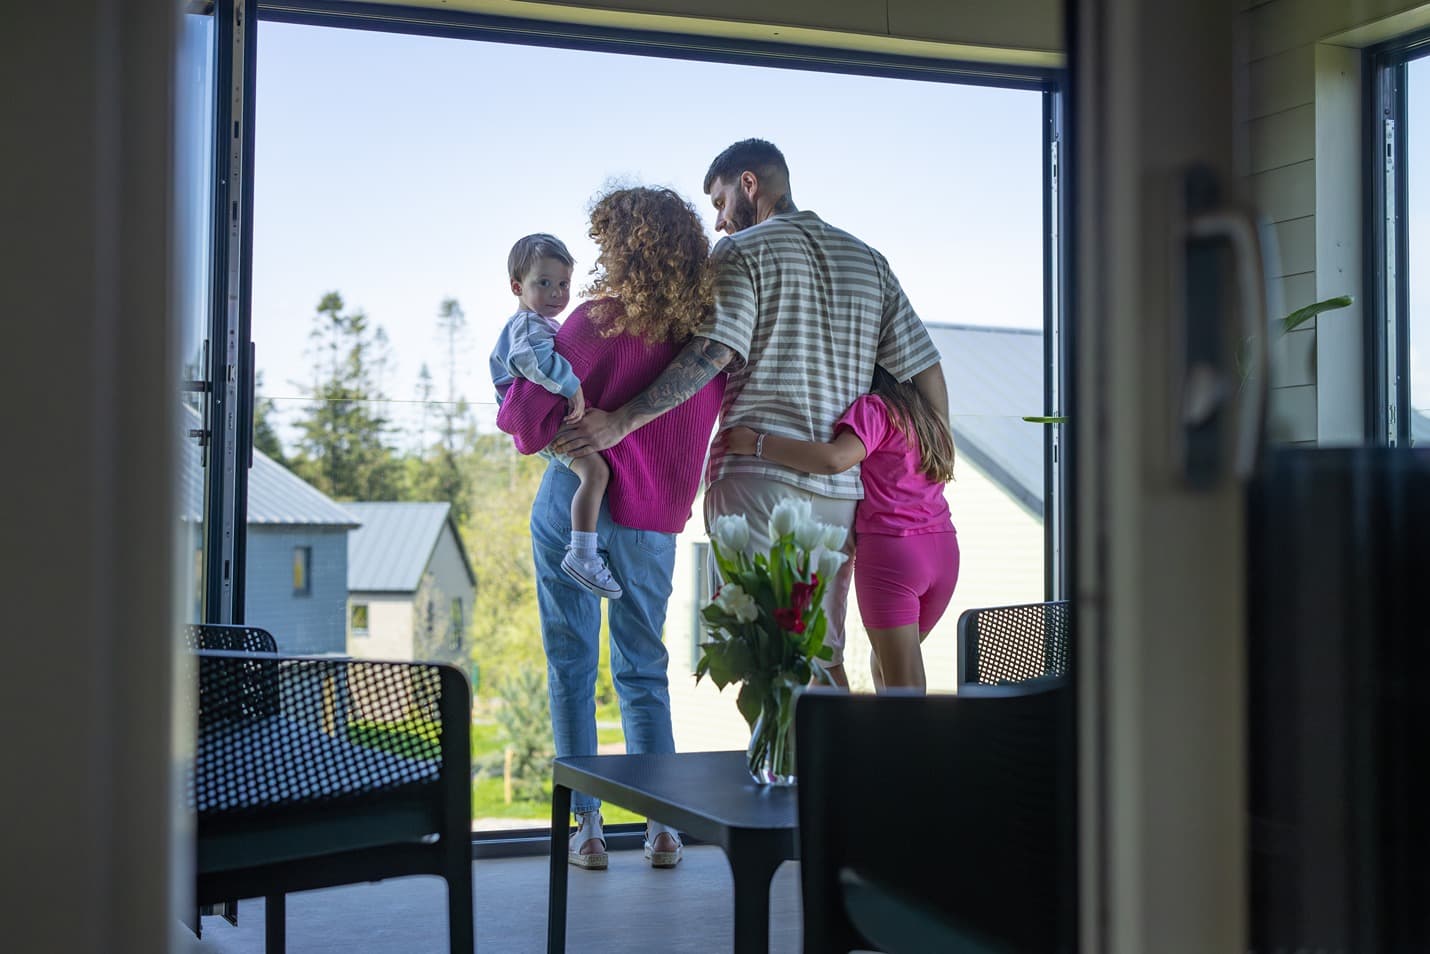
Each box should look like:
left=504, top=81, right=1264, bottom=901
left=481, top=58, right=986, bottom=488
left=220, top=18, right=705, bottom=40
left=871, top=365, right=956, bottom=483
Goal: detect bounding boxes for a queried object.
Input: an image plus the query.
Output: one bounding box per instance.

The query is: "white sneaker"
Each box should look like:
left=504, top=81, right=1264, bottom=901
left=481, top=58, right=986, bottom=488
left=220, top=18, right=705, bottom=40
left=561, top=550, right=623, bottom=600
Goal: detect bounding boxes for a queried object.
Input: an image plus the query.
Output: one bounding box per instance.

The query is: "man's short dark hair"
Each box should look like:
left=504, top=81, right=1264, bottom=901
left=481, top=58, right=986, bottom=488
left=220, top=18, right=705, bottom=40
left=703, top=139, right=789, bottom=194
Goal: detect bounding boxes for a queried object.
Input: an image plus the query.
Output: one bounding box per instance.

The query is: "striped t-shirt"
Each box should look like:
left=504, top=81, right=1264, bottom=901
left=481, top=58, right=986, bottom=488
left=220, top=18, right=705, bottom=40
left=699, top=210, right=941, bottom=499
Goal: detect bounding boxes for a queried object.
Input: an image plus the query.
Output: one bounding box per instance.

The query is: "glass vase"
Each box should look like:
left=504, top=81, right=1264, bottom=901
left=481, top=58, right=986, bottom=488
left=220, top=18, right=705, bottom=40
left=746, top=699, right=797, bottom=786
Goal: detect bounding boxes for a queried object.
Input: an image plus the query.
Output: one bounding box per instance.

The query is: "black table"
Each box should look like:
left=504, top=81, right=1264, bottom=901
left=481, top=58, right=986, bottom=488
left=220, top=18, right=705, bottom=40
left=547, top=750, right=799, bottom=954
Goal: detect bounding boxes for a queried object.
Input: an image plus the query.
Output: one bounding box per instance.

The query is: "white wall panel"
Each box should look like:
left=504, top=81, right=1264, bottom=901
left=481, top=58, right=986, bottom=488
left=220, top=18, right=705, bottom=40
left=1249, top=44, right=1315, bottom=118
left=1249, top=103, right=1315, bottom=173
left=1271, top=326, right=1317, bottom=388
left=1271, top=215, right=1317, bottom=276
left=1267, top=382, right=1319, bottom=442
left=1251, top=158, right=1316, bottom=223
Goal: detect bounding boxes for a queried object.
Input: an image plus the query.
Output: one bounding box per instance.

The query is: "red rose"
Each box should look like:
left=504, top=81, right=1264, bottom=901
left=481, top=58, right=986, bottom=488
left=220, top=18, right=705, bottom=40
left=774, top=607, right=806, bottom=633
left=790, top=579, right=818, bottom=615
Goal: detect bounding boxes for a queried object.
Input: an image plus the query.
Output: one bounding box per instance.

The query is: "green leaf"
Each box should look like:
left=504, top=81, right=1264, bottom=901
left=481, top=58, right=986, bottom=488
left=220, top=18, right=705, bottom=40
left=1022, top=415, right=1068, bottom=424
left=711, top=543, right=744, bottom=583
left=736, top=682, right=764, bottom=729
left=724, top=639, right=754, bottom=678
left=1282, top=295, right=1352, bottom=334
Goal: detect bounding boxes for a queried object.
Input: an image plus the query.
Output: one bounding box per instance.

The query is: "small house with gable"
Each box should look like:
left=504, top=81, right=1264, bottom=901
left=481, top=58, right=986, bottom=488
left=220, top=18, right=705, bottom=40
left=344, top=501, right=476, bottom=669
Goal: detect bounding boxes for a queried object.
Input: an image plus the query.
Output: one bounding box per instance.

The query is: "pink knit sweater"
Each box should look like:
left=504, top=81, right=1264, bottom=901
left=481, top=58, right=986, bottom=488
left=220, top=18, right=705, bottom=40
left=495, top=299, right=724, bottom=534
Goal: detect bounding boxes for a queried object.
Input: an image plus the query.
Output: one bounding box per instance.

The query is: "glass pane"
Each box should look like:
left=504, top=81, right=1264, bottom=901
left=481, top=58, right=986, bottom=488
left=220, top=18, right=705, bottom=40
left=1408, top=57, right=1430, bottom=444
left=251, top=22, right=1047, bottom=831
left=174, top=4, right=215, bottom=624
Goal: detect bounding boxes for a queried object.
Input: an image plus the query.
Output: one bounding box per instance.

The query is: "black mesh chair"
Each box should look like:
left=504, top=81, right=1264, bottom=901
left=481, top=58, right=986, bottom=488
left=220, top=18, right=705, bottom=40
left=795, top=681, right=1072, bottom=953
left=957, top=600, right=1070, bottom=689
left=185, top=622, right=277, bottom=654
left=186, top=625, right=473, bottom=953
left=184, top=624, right=280, bottom=935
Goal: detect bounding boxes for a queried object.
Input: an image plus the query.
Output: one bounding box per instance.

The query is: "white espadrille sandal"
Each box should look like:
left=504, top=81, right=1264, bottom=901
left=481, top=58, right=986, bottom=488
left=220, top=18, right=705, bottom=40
left=644, top=821, right=683, bottom=868
left=568, top=812, right=608, bottom=870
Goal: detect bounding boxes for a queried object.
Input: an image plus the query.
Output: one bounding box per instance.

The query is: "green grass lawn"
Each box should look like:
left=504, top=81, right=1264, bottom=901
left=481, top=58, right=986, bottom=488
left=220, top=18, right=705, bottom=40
left=350, top=717, right=639, bottom=825
left=471, top=776, right=640, bottom=825
left=469, top=719, right=634, bottom=824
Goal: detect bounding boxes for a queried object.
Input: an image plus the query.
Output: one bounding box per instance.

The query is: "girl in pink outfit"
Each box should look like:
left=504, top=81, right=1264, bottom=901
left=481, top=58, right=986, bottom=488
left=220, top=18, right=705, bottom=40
left=723, top=366, right=958, bottom=692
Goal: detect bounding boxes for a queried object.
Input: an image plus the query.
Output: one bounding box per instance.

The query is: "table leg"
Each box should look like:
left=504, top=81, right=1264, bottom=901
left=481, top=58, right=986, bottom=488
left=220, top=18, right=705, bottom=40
left=727, top=837, right=786, bottom=954
left=265, top=893, right=285, bottom=954
left=547, top=784, right=572, bottom=954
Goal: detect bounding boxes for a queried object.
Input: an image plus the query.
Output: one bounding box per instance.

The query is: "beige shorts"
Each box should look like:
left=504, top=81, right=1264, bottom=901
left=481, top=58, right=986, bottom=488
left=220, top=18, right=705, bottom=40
left=703, top=476, right=858, bottom=666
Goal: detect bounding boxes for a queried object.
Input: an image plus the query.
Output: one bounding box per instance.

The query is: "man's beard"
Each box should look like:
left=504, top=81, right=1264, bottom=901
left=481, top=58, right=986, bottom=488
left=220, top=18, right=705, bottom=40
left=727, top=190, right=758, bottom=232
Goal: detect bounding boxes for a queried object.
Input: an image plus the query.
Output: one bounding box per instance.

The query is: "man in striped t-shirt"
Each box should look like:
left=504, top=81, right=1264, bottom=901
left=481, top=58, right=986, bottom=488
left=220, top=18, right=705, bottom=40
left=555, top=139, right=946, bottom=686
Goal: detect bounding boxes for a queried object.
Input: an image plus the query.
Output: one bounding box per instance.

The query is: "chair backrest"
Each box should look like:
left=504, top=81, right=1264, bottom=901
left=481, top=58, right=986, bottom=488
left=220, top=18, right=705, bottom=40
left=795, top=682, right=1072, bottom=953
left=957, top=600, right=1070, bottom=688
left=193, top=651, right=461, bottom=820
left=184, top=622, right=278, bottom=654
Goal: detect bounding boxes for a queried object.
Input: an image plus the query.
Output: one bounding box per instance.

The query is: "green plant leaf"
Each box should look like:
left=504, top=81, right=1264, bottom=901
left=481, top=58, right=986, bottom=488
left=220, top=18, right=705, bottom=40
left=703, top=643, right=735, bottom=689
left=1282, top=295, right=1352, bottom=334
left=736, top=681, right=764, bottom=729
left=1022, top=415, right=1068, bottom=424
left=701, top=604, right=732, bottom=626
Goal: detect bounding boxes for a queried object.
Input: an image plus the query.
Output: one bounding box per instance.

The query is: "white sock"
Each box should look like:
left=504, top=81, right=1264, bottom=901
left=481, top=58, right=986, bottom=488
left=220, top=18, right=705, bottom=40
left=571, top=530, right=598, bottom=562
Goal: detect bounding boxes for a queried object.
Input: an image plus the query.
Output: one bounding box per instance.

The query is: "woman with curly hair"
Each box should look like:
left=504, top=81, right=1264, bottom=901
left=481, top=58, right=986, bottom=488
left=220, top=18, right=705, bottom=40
left=496, top=186, right=724, bottom=871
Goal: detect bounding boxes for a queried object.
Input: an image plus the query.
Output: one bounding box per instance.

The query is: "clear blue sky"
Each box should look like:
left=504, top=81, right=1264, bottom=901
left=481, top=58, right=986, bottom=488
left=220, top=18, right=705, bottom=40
left=251, top=21, right=1045, bottom=441
left=1408, top=58, right=1429, bottom=421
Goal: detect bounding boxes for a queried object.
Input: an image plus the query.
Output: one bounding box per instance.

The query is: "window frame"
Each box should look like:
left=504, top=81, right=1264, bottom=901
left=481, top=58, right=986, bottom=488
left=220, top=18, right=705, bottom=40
left=209, top=0, right=1072, bottom=853
left=292, top=545, right=312, bottom=596
left=351, top=601, right=370, bottom=636
left=1367, top=29, right=1430, bottom=446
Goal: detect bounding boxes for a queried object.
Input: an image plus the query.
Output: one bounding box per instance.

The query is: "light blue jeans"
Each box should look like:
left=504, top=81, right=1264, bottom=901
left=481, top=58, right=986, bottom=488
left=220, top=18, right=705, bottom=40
left=531, top=460, right=677, bottom=818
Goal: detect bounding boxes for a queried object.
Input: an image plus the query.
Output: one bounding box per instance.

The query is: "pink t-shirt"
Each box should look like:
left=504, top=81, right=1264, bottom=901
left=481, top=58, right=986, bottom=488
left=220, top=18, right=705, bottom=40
left=835, top=394, right=954, bottom=537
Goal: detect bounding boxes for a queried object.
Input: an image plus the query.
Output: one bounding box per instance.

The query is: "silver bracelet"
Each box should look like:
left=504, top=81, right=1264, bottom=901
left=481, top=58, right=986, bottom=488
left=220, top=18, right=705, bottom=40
left=755, top=433, right=767, bottom=459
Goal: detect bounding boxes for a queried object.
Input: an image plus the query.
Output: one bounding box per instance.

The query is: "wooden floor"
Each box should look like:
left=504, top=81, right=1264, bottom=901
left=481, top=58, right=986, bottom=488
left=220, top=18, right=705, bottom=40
left=183, top=846, right=805, bottom=954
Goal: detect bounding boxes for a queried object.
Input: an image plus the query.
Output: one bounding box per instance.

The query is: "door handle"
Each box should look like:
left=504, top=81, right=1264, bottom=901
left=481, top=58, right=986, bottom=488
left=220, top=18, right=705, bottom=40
left=1186, top=209, right=1268, bottom=479
left=1174, top=166, right=1271, bottom=487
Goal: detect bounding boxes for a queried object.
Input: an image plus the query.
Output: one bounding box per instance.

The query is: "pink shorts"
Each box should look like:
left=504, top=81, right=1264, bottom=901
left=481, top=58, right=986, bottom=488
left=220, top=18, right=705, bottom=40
left=853, top=530, right=960, bottom=631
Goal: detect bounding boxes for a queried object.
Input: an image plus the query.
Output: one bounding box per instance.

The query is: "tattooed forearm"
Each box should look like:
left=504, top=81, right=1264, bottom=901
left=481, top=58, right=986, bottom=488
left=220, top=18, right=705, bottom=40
left=624, top=336, right=735, bottom=424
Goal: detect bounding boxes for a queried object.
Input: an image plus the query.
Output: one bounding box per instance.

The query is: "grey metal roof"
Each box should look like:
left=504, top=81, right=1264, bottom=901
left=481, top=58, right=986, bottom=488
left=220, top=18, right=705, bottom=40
left=925, top=323, right=1046, bottom=517
left=345, top=501, right=475, bottom=593
left=179, top=405, right=359, bottom=528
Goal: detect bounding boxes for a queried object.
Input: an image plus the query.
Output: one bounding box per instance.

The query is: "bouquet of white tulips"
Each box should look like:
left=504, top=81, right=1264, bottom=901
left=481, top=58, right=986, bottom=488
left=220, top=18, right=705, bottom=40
left=696, top=498, right=849, bottom=784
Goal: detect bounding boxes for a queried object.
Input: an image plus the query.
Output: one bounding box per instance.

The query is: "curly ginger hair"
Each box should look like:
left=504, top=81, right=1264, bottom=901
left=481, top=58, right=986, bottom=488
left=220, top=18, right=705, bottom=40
left=583, top=186, right=713, bottom=343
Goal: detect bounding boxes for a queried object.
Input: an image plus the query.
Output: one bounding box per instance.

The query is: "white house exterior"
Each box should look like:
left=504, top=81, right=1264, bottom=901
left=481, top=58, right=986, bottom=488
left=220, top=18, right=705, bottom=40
left=344, top=502, right=476, bottom=669
left=664, top=322, right=1049, bottom=753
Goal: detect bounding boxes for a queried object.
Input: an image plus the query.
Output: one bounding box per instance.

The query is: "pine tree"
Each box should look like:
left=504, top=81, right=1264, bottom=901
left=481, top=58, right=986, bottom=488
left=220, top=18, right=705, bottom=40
left=418, top=297, right=474, bottom=524
left=435, top=296, right=467, bottom=456
left=290, top=292, right=401, bottom=501
left=414, top=362, right=434, bottom=455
